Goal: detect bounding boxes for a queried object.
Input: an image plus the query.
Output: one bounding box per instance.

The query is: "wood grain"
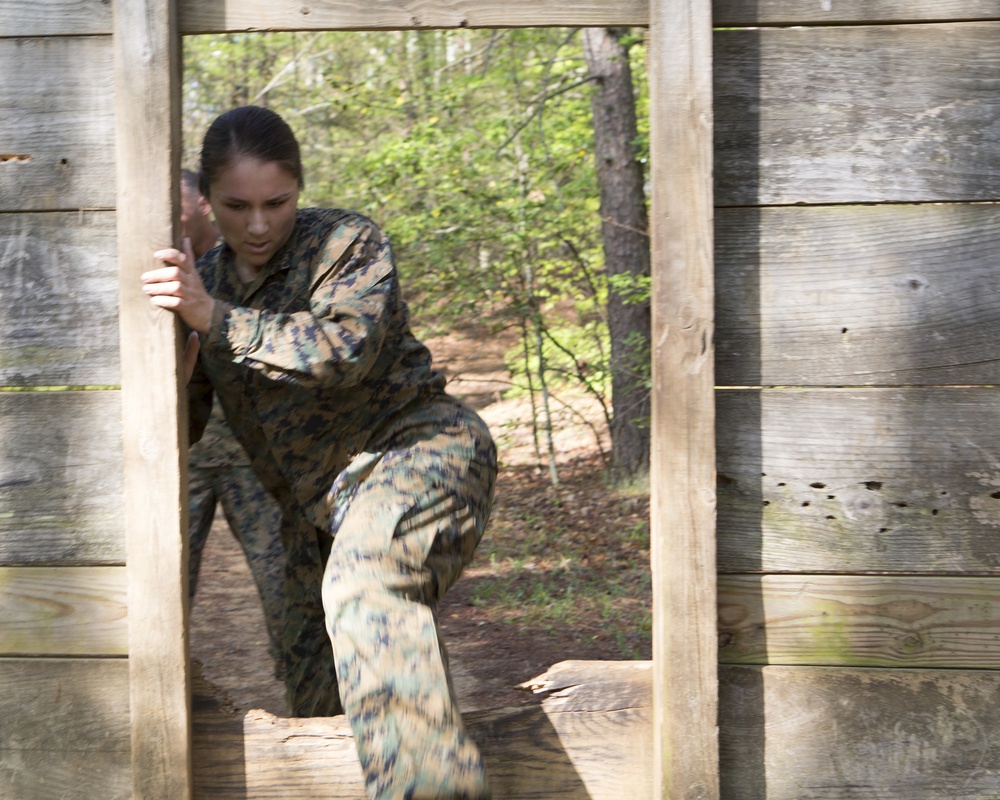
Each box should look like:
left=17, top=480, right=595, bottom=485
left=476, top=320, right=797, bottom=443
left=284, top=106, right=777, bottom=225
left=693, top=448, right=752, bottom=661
left=0, top=658, right=131, bottom=800
left=9, top=0, right=993, bottom=37
left=716, top=388, right=1000, bottom=574
left=0, top=391, right=124, bottom=565
left=648, top=0, right=719, bottom=798
left=0, top=211, right=119, bottom=386
left=714, top=22, right=1000, bottom=205
left=719, top=664, right=1000, bottom=799
left=192, top=660, right=652, bottom=799
left=112, top=0, right=191, bottom=796
left=0, top=0, right=112, bottom=37
left=178, top=0, right=647, bottom=34
left=719, top=574, right=1000, bottom=668
left=0, top=36, right=115, bottom=212
left=0, top=566, right=127, bottom=656
left=715, top=203, right=1000, bottom=387
left=714, top=1, right=1000, bottom=26
left=191, top=660, right=1000, bottom=799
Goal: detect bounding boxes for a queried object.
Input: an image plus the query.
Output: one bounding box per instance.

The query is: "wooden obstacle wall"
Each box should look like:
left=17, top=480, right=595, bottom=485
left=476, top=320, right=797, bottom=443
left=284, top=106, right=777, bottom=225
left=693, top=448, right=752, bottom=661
left=0, top=6, right=133, bottom=797
left=711, top=4, right=1000, bottom=798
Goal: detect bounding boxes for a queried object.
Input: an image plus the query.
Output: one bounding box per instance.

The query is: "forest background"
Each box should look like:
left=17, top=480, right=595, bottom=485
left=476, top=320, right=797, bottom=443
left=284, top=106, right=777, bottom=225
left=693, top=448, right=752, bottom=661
left=183, top=28, right=654, bottom=672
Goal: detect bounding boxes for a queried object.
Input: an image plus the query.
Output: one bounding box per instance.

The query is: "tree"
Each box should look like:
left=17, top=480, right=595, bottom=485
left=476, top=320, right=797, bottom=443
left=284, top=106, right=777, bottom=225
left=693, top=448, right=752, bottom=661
left=582, top=27, right=651, bottom=481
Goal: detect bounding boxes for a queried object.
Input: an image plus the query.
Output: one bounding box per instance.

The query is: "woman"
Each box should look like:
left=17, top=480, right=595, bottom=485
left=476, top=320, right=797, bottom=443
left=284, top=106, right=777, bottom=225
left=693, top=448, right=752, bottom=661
left=142, top=105, right=496, bottom=800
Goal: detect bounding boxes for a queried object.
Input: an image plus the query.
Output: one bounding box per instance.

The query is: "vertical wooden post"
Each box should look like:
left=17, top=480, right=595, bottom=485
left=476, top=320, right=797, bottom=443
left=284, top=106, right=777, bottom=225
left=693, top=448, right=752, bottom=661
left=648, top=0, right=719, bottom=797
left=113, top=0, right=191, bottom=797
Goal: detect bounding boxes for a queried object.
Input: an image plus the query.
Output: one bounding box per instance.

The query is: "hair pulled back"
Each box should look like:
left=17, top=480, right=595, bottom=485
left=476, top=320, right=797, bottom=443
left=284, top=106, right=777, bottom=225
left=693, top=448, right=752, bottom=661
left=198, top=105, right=304, bottom=198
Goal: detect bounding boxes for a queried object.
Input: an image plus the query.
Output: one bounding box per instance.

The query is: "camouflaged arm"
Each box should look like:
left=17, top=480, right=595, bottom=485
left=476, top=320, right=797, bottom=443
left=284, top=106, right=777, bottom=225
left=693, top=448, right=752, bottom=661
left=202, top=222, right=395, bottom=388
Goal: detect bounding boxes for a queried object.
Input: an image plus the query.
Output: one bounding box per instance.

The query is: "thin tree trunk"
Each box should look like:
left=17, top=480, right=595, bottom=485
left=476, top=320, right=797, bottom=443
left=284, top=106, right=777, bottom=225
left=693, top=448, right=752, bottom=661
left=582, top=27, right=651, bottom=481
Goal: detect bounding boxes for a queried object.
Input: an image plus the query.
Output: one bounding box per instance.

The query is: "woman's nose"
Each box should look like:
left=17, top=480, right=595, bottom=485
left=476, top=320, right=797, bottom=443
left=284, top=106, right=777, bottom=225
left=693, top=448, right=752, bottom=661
left=247, top=210, right=268, bottom=235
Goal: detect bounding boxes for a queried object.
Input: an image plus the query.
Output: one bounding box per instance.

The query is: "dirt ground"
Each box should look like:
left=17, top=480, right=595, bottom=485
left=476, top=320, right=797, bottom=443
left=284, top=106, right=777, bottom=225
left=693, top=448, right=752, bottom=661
left=190, top=324, right=650, bottom=715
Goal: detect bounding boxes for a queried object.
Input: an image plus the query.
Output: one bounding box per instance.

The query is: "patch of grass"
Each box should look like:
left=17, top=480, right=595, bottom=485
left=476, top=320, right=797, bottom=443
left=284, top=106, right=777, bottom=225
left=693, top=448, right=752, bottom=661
left=468, top=456, right=652, bottom=659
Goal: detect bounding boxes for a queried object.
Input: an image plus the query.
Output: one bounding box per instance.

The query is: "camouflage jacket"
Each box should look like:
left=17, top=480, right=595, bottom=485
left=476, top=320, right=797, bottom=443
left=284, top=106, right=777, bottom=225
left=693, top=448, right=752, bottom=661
left=188, top=397, right=251, bottom=469
left=188, top=208, right=446, bottom=531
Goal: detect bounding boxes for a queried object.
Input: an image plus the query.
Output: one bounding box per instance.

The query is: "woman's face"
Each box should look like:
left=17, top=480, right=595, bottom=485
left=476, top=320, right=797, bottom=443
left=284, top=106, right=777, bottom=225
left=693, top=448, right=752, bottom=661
left=208, top=155, right=299, bottom=280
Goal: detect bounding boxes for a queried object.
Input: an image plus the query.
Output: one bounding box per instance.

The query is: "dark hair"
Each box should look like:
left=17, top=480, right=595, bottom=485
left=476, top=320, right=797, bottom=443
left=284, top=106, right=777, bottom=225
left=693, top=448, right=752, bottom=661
left=198, top=106, right=304, bottom=198
left=180, top=168, right=200, bottom=194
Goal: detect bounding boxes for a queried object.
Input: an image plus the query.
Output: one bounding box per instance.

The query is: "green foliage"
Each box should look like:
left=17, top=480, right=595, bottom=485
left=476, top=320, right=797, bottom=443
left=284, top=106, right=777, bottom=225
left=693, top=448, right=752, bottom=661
left=183, top=28, right=649, bottom=472
left=607, top=272, right=652, bottom=306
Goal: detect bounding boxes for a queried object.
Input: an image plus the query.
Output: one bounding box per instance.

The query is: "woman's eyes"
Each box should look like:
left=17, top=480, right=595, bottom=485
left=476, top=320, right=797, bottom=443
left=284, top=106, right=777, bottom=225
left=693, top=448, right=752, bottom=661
left=223, top=198, right=287, bottom=210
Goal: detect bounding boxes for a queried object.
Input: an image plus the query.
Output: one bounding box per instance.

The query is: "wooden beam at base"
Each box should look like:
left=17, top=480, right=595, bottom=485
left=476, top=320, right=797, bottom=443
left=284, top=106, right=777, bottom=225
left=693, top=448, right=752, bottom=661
left=112, top=0, right=191, bottom=797
left=178, top=0, right=648, bottom=34
left=192, top=661, right=653, bottom=799
left=648, top=0, right=719, bottom=798
left=193, top=660, right=1000, bottom=799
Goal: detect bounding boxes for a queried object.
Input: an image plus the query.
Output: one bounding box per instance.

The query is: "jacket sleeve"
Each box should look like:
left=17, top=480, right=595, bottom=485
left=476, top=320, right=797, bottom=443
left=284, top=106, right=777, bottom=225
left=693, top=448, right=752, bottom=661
left=187, top=352, right=214, bottom=445
left=200, top=220, right=395, bottom=389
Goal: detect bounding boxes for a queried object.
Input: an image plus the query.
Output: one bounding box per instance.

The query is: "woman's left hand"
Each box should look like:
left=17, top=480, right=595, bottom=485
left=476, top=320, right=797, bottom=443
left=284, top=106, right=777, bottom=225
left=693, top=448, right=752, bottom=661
left=142, top=237, right=216, bottom=334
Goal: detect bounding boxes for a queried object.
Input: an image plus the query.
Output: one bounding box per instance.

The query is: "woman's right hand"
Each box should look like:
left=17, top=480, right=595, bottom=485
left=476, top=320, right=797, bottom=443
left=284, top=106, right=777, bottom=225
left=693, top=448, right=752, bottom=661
left=142, top=237, right=216, bottom=334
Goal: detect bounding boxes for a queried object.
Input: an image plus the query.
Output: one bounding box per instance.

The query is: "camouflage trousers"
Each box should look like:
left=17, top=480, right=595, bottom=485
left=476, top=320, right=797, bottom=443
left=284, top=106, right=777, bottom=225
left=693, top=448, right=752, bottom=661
left=188, top=464, right=286, bottom=675
left=280, top=396, right=497, bottom=800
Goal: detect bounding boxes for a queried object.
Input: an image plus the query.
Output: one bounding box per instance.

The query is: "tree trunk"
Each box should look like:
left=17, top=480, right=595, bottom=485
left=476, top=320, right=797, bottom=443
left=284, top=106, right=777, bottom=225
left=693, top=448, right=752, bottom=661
left=582, top=27, right=651, bottom=480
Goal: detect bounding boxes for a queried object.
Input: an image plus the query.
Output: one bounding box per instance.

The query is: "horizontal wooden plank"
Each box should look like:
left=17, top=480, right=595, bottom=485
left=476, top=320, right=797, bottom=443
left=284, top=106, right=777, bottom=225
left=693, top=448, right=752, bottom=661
left=178, top=0, right=648, bottom=33
left=719, top=575, right=1000, bottom=668
left=194, top=660, right=1000, bottom=799
left=0, top=658, right=131, bottom=799
left=715, top=203, right=1000, bottom=386
left=714, top=1, right=1000, bottom=26
left=715, top=22, right=1000, bottom=205
left=9, top=0, right=997, bottom=36
left=0, top=566, right=126, bottom=656
left=0, top=391, right=124, bottom=565
left=193, top=660, right=653, bottom=799
left=716, top=388, right=1000, bottom=574
left=719, top=664, right=1000, bottom=799
left=1, top=36, right=115, bottom=211
left=0, top=0, right=112, bottom=37
left=0, top=211, right=119, bottom=386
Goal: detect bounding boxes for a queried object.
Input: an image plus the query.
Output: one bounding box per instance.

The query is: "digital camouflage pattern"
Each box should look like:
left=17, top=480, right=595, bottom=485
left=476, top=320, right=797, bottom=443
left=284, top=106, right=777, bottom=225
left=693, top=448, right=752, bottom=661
left=188, top=398, right=285, bottom=677
left=189, top=208, right=496, bottom=800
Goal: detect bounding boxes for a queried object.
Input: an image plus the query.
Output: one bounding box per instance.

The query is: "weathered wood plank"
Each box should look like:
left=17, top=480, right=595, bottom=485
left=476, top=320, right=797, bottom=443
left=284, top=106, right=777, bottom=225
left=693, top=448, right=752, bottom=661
left=719, top=665, right=1000, bottom=799
left=8, top=0, right=997, bottom=37
left=113, top=0, right=191, bottom=796
left=0, top=658, right=131, bottom=800
left=719, top=575, right=1000, bottom=668
left=715, top=23, right=1000, bottom=205
left=648, top=1, right=718, bottom=798
left=0, top=391, right=124, bottom=565
left=0, top=37, right=115, bottom=212
left=192, top=660, right=1000, bottom=799
left=12, top=0, right=998, bottom=38
left=715, top=203, right=1000, bottom=387
left=178, top=0, right=648, bottom=34
left=0, top=566, right=127, bottom=656
left=716, top=388, right=1000, bottom=574
left=192, top=660, right=652, bottom=799
left=0, top=0, right=112, bottom=37
left=0, top=211, right=119, bottom=386
left=714, top=1, right=1000, bottom=26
